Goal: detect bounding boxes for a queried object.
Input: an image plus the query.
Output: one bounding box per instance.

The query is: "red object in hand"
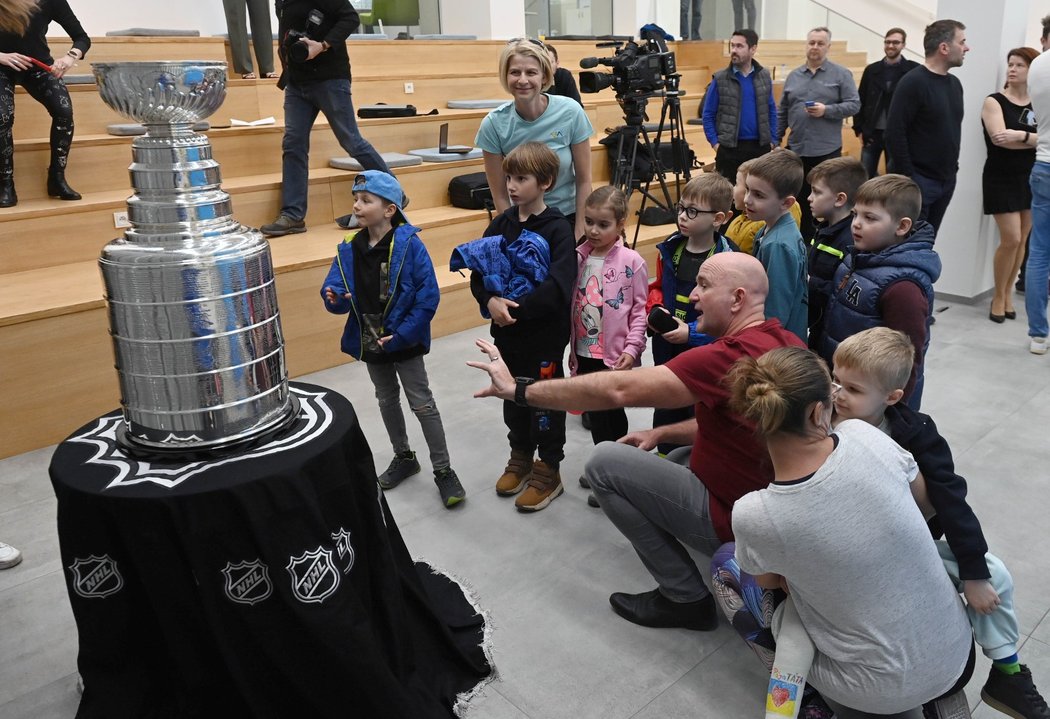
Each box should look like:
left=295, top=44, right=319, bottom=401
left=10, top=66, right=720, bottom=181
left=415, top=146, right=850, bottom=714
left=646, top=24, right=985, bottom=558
left=27, top=57, right=53, bottom=72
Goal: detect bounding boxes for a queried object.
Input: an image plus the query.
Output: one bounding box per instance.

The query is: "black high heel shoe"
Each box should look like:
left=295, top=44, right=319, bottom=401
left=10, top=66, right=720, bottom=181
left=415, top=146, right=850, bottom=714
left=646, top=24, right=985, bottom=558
left=1004, top=310, right=1017, bottom=320
left=47, top=170, right=81, bottom=201
left=989, top=305, right=1006, bottom=323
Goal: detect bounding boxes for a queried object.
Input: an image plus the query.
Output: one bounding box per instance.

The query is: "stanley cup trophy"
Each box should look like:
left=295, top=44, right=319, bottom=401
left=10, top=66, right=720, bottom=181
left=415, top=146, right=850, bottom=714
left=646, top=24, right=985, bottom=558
left=93, top=61, right=298, bottom=454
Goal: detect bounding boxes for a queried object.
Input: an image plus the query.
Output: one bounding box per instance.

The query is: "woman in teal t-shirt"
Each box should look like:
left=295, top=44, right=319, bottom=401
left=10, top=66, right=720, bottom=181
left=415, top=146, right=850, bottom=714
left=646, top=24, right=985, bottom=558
left=475, top=39, right=593, bottom=238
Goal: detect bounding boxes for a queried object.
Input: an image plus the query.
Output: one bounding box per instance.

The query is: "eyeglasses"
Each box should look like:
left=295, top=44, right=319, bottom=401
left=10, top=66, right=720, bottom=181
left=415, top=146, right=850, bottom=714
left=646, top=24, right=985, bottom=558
left=675, top=203, right=718, bottom=219
left=884, top=40, right=903, bottom=45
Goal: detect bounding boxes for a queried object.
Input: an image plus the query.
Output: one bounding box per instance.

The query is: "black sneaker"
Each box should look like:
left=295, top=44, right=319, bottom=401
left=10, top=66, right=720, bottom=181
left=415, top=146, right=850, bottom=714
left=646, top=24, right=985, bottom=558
left=335, top=213, right=359, bottom=229
left=434, top=467, right=465, bottom=508
left=260, top=214, right=306, bottom=237
left=378, top=451, right=420, bottom=490
left=981, top=665, right=1050, bottom=719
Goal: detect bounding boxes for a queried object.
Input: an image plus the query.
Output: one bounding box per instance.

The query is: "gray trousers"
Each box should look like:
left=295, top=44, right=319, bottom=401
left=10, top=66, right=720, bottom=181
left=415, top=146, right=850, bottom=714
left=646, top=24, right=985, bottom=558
left=222, top=0, right=275, bottom=75
left=586, top=442, right=720, bottom=602
left=365, top=356, right=450, bottom=470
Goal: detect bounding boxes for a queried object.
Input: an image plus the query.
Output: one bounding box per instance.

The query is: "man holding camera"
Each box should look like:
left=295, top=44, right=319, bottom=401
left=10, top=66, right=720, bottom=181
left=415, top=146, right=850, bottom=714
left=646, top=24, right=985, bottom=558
left=262, top=0, right=390, bottom=237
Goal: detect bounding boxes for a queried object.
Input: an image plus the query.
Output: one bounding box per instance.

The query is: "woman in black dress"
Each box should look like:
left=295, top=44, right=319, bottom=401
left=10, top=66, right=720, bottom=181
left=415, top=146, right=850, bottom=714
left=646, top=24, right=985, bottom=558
left=0, top=0, right=90, bottom=207
left=982, top=47, right=1039, bottom=322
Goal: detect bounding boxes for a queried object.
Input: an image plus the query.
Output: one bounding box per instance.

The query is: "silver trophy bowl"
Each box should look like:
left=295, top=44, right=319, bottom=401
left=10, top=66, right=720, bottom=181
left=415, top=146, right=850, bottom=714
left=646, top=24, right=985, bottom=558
left=93, top=61, right=227, bottom=125
left=93, top=61, right=298, bottom=455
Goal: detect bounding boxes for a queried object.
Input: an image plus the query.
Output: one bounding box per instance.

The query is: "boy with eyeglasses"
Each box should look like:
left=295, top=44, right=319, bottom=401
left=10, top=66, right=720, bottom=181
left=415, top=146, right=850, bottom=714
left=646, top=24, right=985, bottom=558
left=644, top=173, right=737, bottom=452
left=745, top=149, right=808, bottom=342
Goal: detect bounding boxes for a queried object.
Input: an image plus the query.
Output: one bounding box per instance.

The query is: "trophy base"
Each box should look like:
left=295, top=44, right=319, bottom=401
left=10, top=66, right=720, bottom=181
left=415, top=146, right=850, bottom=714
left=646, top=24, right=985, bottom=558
left=114, top=394, right=301, bottom=462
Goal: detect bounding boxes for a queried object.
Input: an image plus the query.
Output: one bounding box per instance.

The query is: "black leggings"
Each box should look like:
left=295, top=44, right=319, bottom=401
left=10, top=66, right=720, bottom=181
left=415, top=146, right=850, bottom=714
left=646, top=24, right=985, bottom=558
left=574, top=355, right=629, bottom=444
left=0, top=66, right=74, bottom=177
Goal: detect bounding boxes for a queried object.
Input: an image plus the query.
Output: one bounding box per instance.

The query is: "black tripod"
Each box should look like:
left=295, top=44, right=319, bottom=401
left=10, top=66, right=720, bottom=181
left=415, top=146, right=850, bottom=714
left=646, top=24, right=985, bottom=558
left=606, top=74, right=691, bottom=247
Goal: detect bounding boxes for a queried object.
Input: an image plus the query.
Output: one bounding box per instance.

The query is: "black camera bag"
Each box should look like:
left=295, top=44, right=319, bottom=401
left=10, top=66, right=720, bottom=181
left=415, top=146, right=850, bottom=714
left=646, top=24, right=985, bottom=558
left=599, top=129, right=695, bottom=183
left=448, top=172, right=493, bottom=211
left=357, top=104, right=418, bottom=118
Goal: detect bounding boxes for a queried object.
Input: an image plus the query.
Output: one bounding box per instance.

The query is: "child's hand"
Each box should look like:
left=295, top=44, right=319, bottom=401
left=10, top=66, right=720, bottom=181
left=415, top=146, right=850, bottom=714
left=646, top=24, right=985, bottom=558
left=487, top=296, right=519, bottom=327
left=377, top=335, right=393, bottom=348
left=963, top=579, right=1001, bottom=615
left=324, top=286, right=351, bottom=304
left=612, top=353, right=634, bottom=370
left=662, top=319, right=690, bottom=345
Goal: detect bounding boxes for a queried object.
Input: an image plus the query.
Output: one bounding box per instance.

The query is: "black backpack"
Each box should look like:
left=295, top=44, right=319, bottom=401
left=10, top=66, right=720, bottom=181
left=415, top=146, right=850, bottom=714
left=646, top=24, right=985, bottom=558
left=448, top=172, right=494, bottom=212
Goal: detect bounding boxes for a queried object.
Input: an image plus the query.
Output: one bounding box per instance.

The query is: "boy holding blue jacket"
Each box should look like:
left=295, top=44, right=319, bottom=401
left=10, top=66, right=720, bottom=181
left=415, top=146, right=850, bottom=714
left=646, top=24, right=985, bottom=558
left=321, top=170, right=465, bottom=508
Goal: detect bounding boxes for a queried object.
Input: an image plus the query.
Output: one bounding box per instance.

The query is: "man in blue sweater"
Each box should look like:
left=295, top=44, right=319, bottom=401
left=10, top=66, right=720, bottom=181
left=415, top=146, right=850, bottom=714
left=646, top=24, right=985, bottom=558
left=701, top=28, right=778, bottom=185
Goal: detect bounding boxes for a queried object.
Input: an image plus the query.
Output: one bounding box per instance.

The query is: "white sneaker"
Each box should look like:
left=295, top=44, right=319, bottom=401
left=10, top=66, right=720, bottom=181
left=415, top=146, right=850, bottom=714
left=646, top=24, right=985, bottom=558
left=0, top=542, right=23, bottom=569
left=1031, top=337, right=1048, bottom=355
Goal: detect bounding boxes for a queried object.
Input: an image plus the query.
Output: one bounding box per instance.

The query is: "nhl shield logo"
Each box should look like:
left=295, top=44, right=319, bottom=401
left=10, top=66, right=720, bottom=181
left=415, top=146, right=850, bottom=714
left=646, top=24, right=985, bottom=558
left=222, top=560, right=273, bottom=606
left=68, top=555, right=124, bottom=599
left=286, top=546, right=340, bottom=604
left=331, top=528, right=355, bottom=574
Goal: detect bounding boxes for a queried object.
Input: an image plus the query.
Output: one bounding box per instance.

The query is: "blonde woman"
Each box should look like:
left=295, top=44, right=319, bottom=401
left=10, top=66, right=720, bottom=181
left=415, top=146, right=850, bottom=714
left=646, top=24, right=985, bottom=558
left=475, top=39, right=593, bottom=239
left=728, top=347, right=973, bottom=717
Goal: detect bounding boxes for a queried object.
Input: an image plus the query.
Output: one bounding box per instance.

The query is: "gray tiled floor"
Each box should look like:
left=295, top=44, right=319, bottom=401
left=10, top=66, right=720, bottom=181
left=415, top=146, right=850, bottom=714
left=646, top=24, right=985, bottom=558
left=1, top=297, right=1049, bottom=718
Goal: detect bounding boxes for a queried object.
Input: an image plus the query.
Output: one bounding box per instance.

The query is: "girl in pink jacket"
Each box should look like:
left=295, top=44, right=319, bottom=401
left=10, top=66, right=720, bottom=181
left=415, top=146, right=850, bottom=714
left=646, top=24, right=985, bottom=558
left=569, top=186, right=649, bottom=445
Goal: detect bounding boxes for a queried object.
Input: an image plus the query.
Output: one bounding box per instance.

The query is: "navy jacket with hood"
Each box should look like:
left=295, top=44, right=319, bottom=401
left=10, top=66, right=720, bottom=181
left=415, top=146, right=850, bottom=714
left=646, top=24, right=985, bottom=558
left=819, top=220, right=941, bottom=365
left=885, top=403, right=991, bottom=580
left=320, top=221, right=438, bottom=360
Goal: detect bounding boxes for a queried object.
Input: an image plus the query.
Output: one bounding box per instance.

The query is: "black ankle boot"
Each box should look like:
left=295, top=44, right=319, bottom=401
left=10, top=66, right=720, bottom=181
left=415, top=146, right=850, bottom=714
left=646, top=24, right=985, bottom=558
left=47, top=170, right=81, bottom=201
left=0, top=179, right=16, bottom=208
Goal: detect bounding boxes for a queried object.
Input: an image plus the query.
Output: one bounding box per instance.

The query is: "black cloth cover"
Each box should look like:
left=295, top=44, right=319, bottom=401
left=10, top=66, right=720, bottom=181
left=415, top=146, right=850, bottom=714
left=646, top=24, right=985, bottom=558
left=50, top=383, right=491, bottom=719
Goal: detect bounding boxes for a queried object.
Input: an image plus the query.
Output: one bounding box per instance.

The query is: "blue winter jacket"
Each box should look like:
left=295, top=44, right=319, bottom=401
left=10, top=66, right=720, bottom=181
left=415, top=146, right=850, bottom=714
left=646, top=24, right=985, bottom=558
left=651, top=231, right=737, bottom=351
left=449, top=229, right=550, bottom=318
left=320, top=222, right=439, bottom=360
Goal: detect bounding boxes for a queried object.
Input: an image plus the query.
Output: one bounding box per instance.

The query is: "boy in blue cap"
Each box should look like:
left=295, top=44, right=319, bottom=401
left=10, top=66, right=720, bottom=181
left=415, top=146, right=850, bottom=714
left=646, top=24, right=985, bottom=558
left=321, top=170, right=465, bottom=507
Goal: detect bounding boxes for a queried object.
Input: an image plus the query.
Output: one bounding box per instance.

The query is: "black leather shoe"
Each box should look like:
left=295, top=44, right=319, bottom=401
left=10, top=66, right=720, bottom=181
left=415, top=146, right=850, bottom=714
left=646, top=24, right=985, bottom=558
left=1004, top=310, right=1017, bottom=320
left=989, top=310, right=1006, bottom=324
left=47, top=171, right=81, bottom=201
left=609, top=589, right=718, bottom=630
left=0, top=179, right=16, bottom=208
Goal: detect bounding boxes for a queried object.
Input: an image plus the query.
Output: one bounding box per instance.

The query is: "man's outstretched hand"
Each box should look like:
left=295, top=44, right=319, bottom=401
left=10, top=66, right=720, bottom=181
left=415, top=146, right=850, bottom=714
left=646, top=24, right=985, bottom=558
left=467, top=338, right=515, bottom=401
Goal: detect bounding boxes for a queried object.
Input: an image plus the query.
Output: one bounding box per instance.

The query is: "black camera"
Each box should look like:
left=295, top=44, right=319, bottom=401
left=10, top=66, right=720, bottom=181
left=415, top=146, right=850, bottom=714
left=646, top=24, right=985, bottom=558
left=283, top=9, right=324, bottom=63
left=579, top=31, right=677, bottom=97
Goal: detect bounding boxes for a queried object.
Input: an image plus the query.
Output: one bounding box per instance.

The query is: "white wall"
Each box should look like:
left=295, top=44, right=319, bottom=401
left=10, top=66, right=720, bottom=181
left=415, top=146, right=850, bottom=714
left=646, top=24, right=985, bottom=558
left=57, top=0, right=236, bottom=38
left=934, top=0, right=1031, bottom=299
left=441, top=0, right=524, bottom=38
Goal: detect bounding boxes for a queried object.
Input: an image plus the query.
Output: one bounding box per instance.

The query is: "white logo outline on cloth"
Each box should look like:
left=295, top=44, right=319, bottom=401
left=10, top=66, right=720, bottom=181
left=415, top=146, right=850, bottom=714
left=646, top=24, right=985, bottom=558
left=222, top=559, right=273, bottom=605
left=67, top=387, right=334, bottom=490
left=68, top=555, right=124, bottom=599
left=286, top=546, right=341, bottom=604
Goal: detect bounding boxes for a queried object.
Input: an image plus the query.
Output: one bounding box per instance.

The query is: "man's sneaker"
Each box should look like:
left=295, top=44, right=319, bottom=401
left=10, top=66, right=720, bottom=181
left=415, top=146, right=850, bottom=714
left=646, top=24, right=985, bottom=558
left=514, top=460, right=563, bottom=511
left=0, top=542, right=23, bottom=569
left=496, top=449, right=533, bottom=496
left=1030, top=337, right=1048, bottom=355
left=981, top=665, right=1050, bottom=719
left=378, top=451, right=421, bottom=490
left=260, top=214, right=306, bottom=237
left=434, top=467, right=466, bottom=508
left=335, top=213, right=359, bottom=229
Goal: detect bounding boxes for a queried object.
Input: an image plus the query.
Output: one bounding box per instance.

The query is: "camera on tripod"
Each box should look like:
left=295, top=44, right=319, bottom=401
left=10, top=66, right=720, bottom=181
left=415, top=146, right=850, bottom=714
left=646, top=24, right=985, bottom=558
left=578, top=31, right=677, bottom=96
left=283, top=9, right=325, bottom=63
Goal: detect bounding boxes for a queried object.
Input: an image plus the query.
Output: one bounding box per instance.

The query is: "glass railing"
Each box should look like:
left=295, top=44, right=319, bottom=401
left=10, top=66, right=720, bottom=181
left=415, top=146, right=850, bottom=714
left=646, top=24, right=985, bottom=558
left=525, top=0, right=614, bottom=39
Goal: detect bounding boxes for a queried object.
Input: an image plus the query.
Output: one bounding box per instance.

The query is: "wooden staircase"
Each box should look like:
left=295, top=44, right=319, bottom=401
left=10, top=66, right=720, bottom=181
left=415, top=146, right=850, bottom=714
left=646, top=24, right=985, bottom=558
left=0, top=36, right=864, bottom=458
